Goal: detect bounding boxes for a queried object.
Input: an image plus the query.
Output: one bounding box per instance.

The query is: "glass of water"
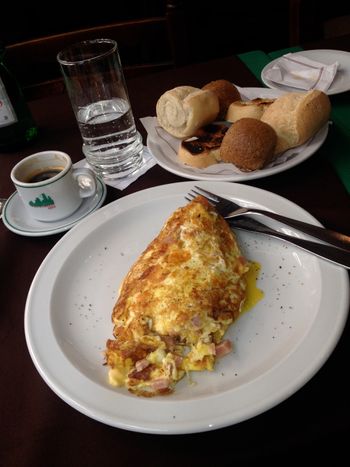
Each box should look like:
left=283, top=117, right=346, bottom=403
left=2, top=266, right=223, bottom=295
left=57, top=39, right=143, bottom=180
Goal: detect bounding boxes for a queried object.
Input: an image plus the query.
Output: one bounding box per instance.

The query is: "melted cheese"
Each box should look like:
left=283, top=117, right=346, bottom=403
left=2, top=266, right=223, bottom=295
left=105, top=196, right=249, bottom=396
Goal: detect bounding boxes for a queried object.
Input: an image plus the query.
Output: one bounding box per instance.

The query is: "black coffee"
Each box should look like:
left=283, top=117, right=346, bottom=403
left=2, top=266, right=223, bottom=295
left=25, top=166, right=64, bottom=183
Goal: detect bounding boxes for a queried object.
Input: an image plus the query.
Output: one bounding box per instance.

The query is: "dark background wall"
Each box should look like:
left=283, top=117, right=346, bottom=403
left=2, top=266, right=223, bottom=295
left=2, top=0, right=350, bottom=67
left=2, top=1, right=166, bottom=44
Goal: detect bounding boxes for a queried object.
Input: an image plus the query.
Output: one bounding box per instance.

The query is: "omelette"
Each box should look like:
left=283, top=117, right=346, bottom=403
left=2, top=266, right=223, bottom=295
left=105, top=195, right=249, bottom=396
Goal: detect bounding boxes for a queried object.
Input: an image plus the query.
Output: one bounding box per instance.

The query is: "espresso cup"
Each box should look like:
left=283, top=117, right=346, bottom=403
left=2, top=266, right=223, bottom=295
left=11, top=151, right=97, bottom=222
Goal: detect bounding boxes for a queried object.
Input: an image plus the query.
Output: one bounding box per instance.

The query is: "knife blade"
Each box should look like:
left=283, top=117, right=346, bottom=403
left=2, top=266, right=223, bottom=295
left=229, top=217, right=350, bottom=269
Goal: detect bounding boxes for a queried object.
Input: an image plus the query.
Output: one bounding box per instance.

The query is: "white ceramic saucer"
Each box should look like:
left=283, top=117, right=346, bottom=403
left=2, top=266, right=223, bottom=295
left=2, top=176, right=107, bottom=237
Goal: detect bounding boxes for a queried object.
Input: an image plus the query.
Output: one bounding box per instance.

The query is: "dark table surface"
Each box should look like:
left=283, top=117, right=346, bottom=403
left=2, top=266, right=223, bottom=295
left=1, top=48, right=350, bottom=466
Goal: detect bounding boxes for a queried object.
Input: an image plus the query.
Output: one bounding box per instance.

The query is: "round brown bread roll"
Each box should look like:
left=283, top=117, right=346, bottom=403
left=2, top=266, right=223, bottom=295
left=202, top=79, right=240, bottom=120
left=220, top=118, right=277, bottom=171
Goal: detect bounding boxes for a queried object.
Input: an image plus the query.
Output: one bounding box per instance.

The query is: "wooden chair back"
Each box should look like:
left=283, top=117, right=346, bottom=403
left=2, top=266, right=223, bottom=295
left=4, top=6, right=189, bottom=100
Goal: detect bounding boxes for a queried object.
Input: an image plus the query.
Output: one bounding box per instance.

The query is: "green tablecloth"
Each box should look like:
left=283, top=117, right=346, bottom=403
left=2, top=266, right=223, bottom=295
left=238, top=48, right=350, bottom=193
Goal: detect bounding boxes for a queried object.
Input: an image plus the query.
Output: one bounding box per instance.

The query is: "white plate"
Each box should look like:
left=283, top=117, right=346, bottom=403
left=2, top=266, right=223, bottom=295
left=261, top=49, right=350, bottom=95
left=2, top=177, right=107, bottom=237
left=146, top=86, right=328, bottom=182
left=24, top=181, right=349, bottom=434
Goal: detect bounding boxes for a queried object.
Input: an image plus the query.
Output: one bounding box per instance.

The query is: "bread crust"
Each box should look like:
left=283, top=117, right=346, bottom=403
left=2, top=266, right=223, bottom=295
left=202, top=80, right=241, bottom=120
left=156, top=86, right=219, bottom=138
left=220, top=118, right=277, bottom=171
left=178, top=123, right=228, bottom=168
left=226, top=98, right=275, bottom=123
left=261, top=90, right=331, bottom=154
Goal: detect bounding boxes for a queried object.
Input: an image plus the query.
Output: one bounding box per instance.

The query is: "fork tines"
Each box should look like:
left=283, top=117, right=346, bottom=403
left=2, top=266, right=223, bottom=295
left=193, top=186, right=220, bottom=202
left=185, top=188, right=216, bottom=207
left=185, top=186, right=219, bottom=204
left=186, top=186, right=235, bottom=215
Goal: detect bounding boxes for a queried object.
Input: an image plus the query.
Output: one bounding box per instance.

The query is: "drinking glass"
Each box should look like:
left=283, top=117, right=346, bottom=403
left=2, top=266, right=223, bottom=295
left=57, top=39, right=143, bottom=179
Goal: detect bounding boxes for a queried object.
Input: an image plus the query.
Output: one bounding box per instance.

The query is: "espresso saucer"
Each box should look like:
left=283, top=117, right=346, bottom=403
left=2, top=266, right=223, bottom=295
left=2, top=176, right=107, bottom=237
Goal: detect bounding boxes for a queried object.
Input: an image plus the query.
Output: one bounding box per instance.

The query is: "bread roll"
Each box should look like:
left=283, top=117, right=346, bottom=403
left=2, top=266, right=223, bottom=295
left=261, top=90, right=331, bottom=154
left=202, top=80, right=241, bottom=120
left=226, top=98, right=275, bottom=123
left=156, top=86, right=219, bottom=138
left=220, top=118, right=277, bottom=171
left=178, top=123, right=228, bottom=168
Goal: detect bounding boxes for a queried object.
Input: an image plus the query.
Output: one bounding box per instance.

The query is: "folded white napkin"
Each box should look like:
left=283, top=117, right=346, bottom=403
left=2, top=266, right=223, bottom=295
left=74, top=146, right=156, bottom=191
left=264, top=53, right=338, bottom=92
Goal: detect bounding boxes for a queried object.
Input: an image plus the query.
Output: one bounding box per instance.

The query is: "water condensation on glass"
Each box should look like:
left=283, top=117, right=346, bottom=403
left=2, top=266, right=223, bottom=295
left=78, top=98, right=143, bottom=179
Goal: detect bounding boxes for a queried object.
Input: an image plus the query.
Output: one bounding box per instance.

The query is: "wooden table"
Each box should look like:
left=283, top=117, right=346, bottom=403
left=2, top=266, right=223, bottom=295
left=1, top=54, right=349, bottom=466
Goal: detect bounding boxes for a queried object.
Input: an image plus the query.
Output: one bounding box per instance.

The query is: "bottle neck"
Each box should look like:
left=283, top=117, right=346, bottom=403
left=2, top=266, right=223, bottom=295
left=0, top=42, right=38, bottom=149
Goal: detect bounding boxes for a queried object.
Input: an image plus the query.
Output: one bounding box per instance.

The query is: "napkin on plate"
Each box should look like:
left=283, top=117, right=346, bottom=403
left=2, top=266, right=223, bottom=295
left=264, top=53, right=339, bottom=92
left=74, top=146, right=156, bottom=191
left=140, top=116, right=247, bottom=175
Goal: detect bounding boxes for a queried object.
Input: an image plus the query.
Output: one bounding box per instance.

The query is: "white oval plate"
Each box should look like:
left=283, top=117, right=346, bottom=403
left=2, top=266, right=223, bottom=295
left=25, top=181, right=349, bottom=434
left=261, top=49, right=350, bottom=95
left=146, top=87, right=328, bottom=182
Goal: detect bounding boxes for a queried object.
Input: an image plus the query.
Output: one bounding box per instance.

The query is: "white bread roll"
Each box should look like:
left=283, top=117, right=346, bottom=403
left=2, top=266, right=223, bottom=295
left=156, top=86, right=219, bottom=138
left=261, top=90, right=331, bottom=154
left=178, top=123, right=227, bottom=168
left=226, top=98, right=275, bottom=123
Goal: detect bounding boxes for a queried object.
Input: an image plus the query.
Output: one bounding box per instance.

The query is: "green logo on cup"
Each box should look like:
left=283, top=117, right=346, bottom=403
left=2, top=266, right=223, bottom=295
left=29, top=193, right=55, bottom=208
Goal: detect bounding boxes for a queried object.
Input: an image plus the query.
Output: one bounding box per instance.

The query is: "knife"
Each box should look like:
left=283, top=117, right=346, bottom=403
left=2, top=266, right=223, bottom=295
left=229, top=217, right=350, bottom=269
left=192, top=185, right=350, bottom=252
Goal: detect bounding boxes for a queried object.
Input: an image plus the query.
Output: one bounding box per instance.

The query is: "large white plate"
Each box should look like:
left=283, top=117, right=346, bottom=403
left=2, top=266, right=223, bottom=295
left=25, top=181, right=349, bottom=434
left=261, top=49, right=350, bottom=95
left=146, top=86, right=328, bottom=182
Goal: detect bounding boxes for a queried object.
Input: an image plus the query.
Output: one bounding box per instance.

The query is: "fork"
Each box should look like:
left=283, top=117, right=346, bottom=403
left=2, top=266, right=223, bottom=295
left=185, top=187, right=350, bottom=269
left=188, top=186, right=350, bottom=252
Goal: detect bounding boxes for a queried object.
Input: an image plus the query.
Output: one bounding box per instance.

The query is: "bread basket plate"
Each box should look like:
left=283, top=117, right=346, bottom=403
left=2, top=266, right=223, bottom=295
left=146, top=119, right=328, bottom=183
left=261, top=49, right=350, bottom=95
left=25, top=181, right=349, bottom=434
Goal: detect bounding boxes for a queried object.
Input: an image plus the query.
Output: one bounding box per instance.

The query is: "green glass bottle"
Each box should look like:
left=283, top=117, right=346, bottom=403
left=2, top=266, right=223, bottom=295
left=0, top=42, right=38, bottom=151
